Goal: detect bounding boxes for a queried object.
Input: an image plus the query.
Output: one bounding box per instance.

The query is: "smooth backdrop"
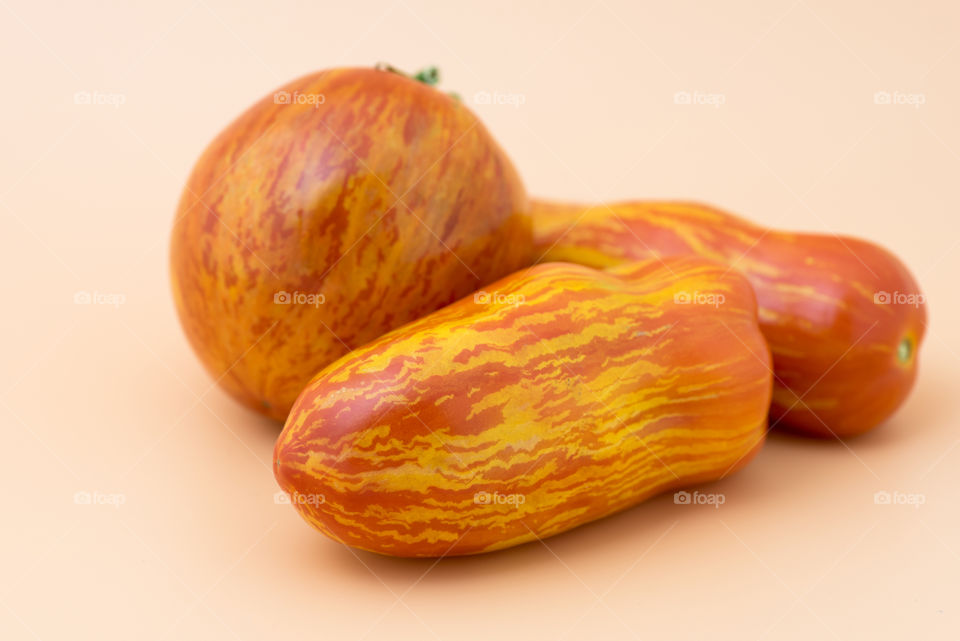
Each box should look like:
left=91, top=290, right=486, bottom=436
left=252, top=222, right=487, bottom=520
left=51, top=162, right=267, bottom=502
left=1, top=1, right=957, bottom=639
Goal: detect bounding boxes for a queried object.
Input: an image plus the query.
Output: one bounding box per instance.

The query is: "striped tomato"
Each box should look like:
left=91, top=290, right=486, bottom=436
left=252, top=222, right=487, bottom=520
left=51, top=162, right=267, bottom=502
left=170, top=67, right=531, bottom=421
left=531, top=200, right=926, bottom=438
left=274, top=257, right=771, bottom=557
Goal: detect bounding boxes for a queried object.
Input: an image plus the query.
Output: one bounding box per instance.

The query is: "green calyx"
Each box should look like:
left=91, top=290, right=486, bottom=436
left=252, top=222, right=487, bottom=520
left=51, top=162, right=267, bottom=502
left=375, top=63, right=459, bottom=100
left=412, top=66, right=439, bottom=86
left=897, top=337, right=913, bottom=364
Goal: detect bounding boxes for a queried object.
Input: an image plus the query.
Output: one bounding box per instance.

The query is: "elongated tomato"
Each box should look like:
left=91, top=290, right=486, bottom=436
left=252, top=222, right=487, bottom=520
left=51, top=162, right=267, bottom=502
left=274, top=258, right=771, bottom=557
left=531, top=200, right=926, bottom=438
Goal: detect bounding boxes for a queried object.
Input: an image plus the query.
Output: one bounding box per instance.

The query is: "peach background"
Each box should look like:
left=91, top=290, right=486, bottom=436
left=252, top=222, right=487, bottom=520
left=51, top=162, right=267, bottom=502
left=1, top=0, right=958, bottom=639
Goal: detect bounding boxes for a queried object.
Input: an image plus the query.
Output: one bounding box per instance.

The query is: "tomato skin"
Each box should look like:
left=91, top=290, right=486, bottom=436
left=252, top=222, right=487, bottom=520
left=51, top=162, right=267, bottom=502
left=531, top=199, right=926, bottom=438
left=275, top=258, right=771, bottom=557
left=170, top=67, right=531, bottom=421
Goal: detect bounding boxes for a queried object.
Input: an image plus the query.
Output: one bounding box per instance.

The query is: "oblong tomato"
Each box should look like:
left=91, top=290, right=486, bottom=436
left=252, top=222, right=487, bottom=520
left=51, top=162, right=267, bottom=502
left=531, top=199, right=926, bottom=438
left=274, top=257, right=771, bottom=557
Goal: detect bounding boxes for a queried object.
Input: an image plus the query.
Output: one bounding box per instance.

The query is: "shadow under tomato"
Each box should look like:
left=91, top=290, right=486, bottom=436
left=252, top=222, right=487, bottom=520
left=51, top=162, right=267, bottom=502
left=767, top=361, right=950, bottom=451
left=305, top=461, right=782, bottom=585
